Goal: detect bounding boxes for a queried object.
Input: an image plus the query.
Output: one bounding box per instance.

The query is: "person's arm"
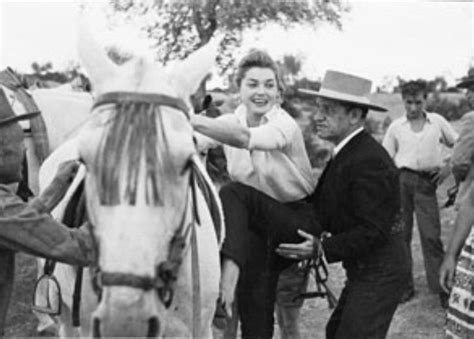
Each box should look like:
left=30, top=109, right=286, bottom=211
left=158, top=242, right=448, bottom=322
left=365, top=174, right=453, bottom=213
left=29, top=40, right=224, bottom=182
left=430, top=115, right=460, bottom=185
left=28, top=161, right=79, bottom=214
left=0, top=161, right=94, bottom=266
left=247, top=117, right=295, bottom=151
left=321, top=157, right=396, bottom=263
left=0, top=215, right=93, bottom=266
left=276, top=156, right=397, bottom=263
left=191, top=114, right=250, bottom=148
left=191, top=110, right=295, bottom=151
left=439, top=114, right=459, bottom=148
left=451, top=112, right=474, bottom=184
left=439, top=183, right=474, bottom=292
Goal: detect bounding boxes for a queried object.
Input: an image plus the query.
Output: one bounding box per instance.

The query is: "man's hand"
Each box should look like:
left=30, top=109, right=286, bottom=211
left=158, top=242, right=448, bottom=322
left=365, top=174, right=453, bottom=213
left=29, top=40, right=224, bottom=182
left=54, top=160, right=81, bottom=185
left=276, top=229, right=319, bottom=260
left=452, top=163, right=469, bottom=185
left=430, top=164, right=450, bottom=186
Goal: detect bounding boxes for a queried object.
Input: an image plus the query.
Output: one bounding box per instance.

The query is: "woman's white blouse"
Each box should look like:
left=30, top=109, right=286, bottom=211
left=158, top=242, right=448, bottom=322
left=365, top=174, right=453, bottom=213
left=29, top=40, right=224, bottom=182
left=196, top=104, right=316, bottom=202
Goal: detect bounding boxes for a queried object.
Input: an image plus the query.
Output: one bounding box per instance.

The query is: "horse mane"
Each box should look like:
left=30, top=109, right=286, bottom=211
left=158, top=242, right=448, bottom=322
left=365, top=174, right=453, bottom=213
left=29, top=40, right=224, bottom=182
left=94, top=101, right=173, bottom=206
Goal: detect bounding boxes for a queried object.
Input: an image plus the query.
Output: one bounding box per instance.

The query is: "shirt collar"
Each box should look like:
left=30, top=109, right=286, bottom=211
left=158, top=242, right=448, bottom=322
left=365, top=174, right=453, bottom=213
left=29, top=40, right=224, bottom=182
left=333, top=127, right=364, bottom=156
left=235, top=104, right=281, bottom=126
left=402, top=111, right=431, bottom=124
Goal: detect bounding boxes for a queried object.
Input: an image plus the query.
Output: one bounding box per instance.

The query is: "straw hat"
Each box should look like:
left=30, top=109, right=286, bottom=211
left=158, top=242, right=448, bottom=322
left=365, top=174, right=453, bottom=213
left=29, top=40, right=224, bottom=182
left=298, top=70, right=387, bottom=112
left=0, top=87, right=39, bottom=126
left=456, top=68, right=474, bottom=89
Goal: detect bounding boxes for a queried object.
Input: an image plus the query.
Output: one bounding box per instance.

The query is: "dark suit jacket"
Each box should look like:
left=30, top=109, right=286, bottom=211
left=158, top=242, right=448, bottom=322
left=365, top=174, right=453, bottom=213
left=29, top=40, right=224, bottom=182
left=310, top=130, right=400, bottom=264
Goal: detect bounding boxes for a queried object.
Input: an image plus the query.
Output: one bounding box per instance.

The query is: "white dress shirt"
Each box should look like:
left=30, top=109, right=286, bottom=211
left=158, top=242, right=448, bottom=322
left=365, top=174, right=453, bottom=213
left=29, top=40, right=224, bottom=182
left=382, top=112, right=458, bottom=170
left=333, top=127, right=365, bottom=156
left=196, top=104, right=316, bottom=202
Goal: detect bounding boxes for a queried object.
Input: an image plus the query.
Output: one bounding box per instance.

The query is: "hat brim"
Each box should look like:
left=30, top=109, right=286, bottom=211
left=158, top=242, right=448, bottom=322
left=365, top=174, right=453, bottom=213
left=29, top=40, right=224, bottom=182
left=298, top=88, right=388, bottom=112
left=0, top=111, right=40, bottom=127
left=456, top=77, right=474, bottom=89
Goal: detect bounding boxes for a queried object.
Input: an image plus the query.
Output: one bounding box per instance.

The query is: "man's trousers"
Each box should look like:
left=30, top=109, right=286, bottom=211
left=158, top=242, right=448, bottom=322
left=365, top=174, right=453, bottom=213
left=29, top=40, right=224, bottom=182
left=399, top=170, right=445, bottom=293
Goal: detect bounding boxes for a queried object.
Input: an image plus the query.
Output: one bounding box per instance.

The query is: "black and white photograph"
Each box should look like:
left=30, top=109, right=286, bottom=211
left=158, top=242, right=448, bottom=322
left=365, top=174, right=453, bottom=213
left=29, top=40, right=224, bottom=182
left=0, top=0, right=473, bottom=338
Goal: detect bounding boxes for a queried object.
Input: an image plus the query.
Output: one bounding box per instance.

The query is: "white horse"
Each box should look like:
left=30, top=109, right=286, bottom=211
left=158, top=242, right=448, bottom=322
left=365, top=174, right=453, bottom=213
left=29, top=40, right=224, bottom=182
left=37, top=24, right=223, bottom=337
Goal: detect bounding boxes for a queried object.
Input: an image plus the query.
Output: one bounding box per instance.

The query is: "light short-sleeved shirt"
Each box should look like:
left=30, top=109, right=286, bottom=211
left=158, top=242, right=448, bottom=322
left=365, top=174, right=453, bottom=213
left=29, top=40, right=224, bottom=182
left=197, top=104, right=316, bottom=202
left=382, top=112, right=458, bottom=170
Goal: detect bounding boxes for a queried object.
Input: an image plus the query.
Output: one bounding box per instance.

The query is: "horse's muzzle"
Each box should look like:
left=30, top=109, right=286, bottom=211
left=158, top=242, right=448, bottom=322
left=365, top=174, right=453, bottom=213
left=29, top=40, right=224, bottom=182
left=91, top=287, right=164, bottom=338
left=92, top=316, right=160, bottom=338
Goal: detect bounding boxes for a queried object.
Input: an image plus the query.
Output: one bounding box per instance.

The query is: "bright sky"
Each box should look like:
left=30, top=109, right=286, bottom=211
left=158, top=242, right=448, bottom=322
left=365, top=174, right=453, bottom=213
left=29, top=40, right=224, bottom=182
left=0, top=0, right=473, bottom=88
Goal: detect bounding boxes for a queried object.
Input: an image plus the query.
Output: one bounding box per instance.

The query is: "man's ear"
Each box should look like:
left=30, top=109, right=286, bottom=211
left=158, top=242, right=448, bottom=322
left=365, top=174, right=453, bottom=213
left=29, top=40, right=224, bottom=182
left=347, top=106, right=360, bottom=123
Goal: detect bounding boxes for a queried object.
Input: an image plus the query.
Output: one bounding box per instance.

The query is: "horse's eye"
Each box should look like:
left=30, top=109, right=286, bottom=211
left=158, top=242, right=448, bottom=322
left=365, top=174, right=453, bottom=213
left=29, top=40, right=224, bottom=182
left=214, top=99, right=225, bottom=107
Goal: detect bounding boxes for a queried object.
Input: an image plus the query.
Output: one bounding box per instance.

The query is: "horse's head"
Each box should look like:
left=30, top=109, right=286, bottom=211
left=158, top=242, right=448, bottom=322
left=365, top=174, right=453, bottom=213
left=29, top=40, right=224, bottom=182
left=75, top=24, right=219, bottom=337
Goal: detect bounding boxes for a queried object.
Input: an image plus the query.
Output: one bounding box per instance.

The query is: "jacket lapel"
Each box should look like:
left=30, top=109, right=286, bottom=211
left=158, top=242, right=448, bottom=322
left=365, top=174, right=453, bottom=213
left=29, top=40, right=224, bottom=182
left=332, top=130, right=368, bottom=165
left=313, top=130, right=368, bottom=192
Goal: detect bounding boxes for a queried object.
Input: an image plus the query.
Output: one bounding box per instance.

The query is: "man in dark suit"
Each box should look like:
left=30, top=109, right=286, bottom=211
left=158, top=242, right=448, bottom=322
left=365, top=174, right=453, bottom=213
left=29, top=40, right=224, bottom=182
left=218, top=70, right=408, bottom=338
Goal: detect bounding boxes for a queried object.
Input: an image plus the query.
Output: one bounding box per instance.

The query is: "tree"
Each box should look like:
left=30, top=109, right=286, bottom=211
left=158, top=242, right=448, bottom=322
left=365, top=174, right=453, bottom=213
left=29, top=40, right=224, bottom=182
left=278, top=54, right=303, bottom=85
left=427, top=76, right=448, bottom=93
left=106, top=0, right=348, bottom=73
left=30, top=61, right=53, bottom=75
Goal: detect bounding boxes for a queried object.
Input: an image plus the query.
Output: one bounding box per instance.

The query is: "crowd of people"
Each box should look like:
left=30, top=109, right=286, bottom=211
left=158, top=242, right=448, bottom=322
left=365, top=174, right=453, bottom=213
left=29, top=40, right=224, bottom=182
left=0, top=48, right=473, bottom=339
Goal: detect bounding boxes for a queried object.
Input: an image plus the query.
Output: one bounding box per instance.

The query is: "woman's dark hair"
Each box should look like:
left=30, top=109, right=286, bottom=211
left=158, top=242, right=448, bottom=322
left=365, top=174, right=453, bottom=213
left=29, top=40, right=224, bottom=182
left=234, top=49, right=285, bottom=93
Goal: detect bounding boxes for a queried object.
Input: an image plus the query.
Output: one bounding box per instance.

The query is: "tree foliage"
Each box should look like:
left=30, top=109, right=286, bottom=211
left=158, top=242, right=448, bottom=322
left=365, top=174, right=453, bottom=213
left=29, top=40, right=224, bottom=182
left=107, top=0, right=348, bottom=73
left=30, top=62, right=53, bottom=75
left=277, top=54, right=303, bottom=85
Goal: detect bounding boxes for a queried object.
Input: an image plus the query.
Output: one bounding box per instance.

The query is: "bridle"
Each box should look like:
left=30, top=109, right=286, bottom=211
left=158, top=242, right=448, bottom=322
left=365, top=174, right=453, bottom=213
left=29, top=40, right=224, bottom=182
left=88, top=91, right=199, bottom=309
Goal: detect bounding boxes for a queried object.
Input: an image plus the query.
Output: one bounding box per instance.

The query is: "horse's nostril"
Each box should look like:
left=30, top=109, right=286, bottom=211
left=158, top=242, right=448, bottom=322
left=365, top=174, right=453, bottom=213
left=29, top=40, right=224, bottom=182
left=147, top=317, right=160, bottom=338
left=93, top=317, right=101, bottom=338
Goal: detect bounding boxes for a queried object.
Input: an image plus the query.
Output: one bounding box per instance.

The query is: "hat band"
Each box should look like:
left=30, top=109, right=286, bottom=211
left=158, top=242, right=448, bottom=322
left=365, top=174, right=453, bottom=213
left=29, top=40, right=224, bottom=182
left=318, top=88, right=371, bottom=106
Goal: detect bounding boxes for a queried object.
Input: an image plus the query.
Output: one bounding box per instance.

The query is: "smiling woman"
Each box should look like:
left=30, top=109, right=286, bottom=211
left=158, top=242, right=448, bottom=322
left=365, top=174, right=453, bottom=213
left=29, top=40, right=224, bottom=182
left=192, top=49, right=317, bottom=338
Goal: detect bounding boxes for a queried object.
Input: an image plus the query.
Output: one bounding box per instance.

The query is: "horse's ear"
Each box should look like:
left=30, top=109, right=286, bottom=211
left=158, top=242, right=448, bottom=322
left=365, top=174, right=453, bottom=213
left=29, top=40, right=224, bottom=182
left=168, top=36, right=220, bottom=101
left=77, top=18, right=118, bottom=93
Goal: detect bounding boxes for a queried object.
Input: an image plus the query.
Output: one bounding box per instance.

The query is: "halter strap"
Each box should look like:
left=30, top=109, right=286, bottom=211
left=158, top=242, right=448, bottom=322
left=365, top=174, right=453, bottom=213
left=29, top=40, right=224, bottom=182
left=92, top=92, right=190, bottom=119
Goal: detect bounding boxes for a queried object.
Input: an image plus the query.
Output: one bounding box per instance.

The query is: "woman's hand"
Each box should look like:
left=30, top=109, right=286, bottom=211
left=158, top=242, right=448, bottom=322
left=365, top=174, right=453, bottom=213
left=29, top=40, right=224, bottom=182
left=439, top=255, right=457, bottom=293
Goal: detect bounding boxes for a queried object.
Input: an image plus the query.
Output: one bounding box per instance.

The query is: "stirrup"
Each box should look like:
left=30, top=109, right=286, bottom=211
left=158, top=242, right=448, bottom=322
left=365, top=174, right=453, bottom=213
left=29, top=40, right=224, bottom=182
left=31, top=260, right=62, bottom=316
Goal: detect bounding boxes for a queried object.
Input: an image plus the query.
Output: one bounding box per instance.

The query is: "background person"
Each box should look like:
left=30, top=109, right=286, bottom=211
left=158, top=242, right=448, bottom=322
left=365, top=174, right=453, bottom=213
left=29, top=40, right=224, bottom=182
left=439, top=184, right=474, bottom=339
left=0, top=87, right=93, bottom=335
left=382, top=80, right=457, bottom=307
left=450, top=68, right=474, bottom=207
left=192, top=49, right=316, bottom=338
left=439, top=67, right=474, bottom=339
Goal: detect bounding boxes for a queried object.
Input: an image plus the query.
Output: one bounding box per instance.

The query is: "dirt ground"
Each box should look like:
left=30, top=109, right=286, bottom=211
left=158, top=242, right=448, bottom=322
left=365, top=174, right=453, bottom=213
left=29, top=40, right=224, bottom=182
left=5, top=177, right=456, bottom=338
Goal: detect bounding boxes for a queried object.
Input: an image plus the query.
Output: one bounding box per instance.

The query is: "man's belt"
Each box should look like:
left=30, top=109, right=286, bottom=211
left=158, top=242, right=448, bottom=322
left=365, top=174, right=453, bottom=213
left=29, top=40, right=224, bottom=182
left=400, top=167, right=436, bottom=181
